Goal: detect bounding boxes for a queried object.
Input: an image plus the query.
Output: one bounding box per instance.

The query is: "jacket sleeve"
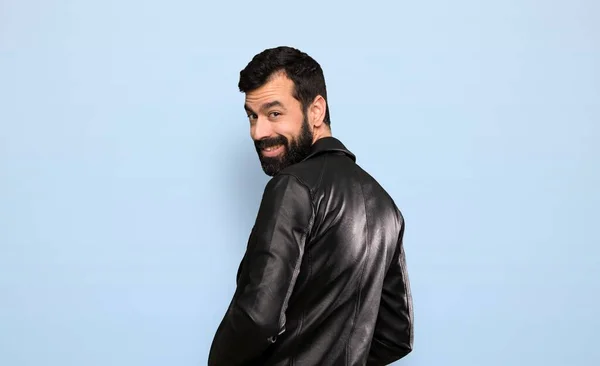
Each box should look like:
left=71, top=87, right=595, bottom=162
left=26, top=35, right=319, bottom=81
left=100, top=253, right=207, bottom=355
left=367, top=221, right=413, bottom=365
left=208, top=174, right=313, bottom=366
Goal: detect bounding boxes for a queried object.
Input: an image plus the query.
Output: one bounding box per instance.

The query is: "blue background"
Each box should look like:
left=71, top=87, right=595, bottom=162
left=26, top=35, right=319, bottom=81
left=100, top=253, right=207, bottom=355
left=1, top=1, right=598, bottom=365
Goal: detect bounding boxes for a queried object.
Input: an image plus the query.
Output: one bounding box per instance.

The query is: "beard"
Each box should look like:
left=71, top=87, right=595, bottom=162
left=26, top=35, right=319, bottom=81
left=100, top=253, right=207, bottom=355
left=254, top=116, right=314, bottom=176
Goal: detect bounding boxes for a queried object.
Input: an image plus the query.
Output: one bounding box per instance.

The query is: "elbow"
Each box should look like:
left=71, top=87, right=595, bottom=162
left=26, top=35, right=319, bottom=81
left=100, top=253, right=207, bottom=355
left=392, top=338, right=413, bottom=360
left=401, top=326, right=414, bottom=357
left=369, top=333, right=413, bottom=365
left=399, top=343, right=413, bottom=359
left=389, top=327, right=414, bottom=361
left=396, top=317, right=414, bottom=358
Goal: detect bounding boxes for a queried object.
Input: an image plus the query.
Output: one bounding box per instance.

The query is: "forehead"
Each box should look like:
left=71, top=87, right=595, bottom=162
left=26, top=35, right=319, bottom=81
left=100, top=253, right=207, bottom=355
left=244, top=73, right=296, bottom=106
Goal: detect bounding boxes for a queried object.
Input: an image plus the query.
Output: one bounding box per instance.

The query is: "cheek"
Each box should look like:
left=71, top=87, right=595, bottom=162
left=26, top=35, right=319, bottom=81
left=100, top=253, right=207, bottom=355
left=278, top=118, right=304, bottom=138
left=267, top=124, right=287, bottom=139
left=278, top=130, right=296, bottom=145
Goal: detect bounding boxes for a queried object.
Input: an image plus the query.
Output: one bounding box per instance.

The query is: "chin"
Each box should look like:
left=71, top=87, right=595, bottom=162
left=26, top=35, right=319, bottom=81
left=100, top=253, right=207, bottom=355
left=260, top=166, right=279, bottom=176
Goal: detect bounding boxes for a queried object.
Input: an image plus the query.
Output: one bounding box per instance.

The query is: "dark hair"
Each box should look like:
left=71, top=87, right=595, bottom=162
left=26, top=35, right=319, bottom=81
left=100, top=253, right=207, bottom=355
left=238, top=46, right=331, bottom=126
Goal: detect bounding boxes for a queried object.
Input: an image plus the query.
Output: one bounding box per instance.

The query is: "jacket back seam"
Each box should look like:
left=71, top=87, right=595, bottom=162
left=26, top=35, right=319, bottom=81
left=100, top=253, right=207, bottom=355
left=345, top=171, right=371, bottom=365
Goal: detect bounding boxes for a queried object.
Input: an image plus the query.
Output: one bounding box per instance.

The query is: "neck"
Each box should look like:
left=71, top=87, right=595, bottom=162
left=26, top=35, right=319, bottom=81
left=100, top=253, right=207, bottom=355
left=312, top=127, right=332, bottom=144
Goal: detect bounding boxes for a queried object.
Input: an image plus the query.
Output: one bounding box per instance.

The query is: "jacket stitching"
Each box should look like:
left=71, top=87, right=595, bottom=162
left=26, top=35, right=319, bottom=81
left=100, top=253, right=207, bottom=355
left=274, top=174, right=314, bottom=315
left=276, top=173, right=316, bottom=366
left=279, top=173, right=316, bottom=214
left=346, top=172, right=370, bottom=366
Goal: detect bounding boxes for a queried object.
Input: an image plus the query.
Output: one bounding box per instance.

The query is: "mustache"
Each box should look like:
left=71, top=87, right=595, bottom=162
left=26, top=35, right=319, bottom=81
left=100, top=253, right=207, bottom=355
left=255, top=135, right=288, bottom=150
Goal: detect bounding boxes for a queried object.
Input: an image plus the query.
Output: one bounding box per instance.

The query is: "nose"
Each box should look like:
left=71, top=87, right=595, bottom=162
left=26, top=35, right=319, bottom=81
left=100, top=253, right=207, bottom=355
left=252, top=116, right=272, bottom=141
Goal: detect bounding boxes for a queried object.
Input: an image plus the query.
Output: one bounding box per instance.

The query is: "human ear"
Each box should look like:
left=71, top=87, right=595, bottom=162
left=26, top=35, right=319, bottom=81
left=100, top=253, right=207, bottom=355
left=309, top=95, right=326, bottom=127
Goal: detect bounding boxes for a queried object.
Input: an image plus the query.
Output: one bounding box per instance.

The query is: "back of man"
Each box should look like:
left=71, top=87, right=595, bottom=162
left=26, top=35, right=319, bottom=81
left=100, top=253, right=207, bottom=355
left=257, top=138, right=413, bottom=365
left=208, top=46, right=412, bottom=366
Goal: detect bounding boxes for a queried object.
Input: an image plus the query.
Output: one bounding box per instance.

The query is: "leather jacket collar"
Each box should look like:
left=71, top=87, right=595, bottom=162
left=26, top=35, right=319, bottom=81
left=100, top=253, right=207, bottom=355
left=302, top=136, right=356, bottom=163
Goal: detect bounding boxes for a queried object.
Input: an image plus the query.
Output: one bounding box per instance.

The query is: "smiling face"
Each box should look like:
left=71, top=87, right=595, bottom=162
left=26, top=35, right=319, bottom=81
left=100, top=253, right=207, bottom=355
left=244, top=72, right=315, bottom=176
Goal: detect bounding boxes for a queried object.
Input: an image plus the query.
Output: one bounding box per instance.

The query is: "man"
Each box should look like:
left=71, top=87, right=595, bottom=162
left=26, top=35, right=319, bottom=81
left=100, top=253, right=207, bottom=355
left=208, top=46, right=413, bottom=366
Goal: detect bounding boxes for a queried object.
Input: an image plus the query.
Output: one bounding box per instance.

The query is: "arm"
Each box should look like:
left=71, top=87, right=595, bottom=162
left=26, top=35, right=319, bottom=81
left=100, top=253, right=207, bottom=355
left=208, top=174, right=313, bottom=366
left=367, top=221, right=414, bottom=365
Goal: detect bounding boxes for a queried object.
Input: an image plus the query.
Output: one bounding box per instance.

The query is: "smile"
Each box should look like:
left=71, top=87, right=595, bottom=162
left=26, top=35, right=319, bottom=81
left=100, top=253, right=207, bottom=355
left=262, top=144, right=284, bottom=157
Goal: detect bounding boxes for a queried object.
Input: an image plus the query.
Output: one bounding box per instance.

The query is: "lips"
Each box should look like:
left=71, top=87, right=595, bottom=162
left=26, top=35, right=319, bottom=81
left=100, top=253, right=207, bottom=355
left=261, top=144, right=284, bottom=157
left=263, top=144, right=283, bottom=152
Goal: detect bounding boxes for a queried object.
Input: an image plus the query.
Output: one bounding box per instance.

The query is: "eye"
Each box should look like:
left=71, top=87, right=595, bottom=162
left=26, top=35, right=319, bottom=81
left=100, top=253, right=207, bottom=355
left=269, top=111, right=281, bottom=118
left=247, top=113, right=257, bottom=121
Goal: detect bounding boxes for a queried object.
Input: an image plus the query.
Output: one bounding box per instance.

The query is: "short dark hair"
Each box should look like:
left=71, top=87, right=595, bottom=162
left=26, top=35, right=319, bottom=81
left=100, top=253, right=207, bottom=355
left=238, top=46, right=331, bottom=126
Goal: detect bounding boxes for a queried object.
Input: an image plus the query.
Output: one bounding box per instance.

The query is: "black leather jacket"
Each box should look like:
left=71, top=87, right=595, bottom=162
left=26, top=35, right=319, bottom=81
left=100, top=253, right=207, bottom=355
left=208, top=137, right=413, bottom=366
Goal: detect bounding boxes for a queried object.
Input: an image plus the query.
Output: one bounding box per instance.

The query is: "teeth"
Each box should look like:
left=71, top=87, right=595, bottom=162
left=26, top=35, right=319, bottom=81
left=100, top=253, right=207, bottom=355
left=264, top=145, right=281, bottom=152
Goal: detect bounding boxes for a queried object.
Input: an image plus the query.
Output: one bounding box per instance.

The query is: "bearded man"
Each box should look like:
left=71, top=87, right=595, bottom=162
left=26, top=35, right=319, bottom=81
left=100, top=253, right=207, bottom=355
left=208, top=46, right=413, bottom=366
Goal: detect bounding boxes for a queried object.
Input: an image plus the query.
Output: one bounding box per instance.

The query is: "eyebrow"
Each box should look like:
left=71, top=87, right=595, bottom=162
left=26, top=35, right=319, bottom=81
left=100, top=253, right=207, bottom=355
left=244, top=100, right=285, bottom=114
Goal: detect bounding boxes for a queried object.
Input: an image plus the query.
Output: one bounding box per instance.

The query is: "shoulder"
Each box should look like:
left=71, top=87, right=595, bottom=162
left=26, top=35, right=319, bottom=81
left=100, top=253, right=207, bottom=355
left=262, top=172, right=314, bottom=209
left=275, top=158, right=325, bottom=194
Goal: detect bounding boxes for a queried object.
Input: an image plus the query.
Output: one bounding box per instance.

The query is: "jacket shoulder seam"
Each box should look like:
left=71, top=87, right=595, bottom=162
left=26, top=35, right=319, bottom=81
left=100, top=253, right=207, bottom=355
left=277, top=173, right=316, bottom=217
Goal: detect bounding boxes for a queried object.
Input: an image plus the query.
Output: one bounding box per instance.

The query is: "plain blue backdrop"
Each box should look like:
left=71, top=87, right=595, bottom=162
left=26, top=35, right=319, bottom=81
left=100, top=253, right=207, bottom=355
left=1, top=1, right=598, bottom=365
